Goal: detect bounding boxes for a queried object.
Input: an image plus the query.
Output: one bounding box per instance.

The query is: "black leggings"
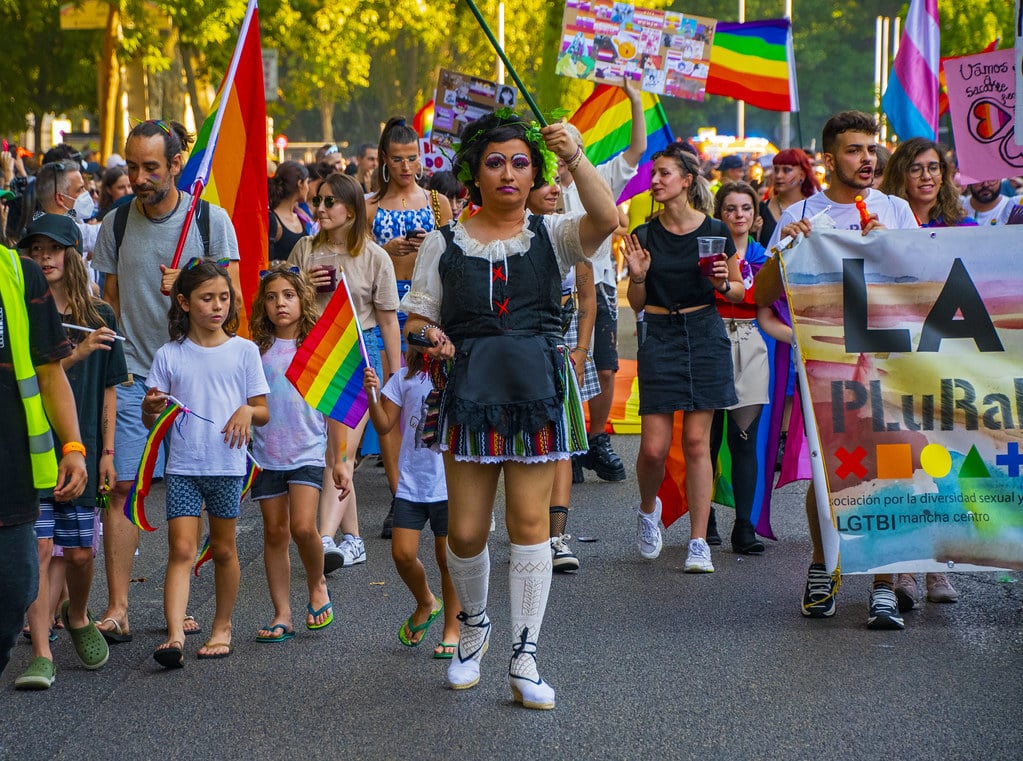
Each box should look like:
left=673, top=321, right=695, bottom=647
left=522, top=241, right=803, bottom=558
left=709, top=406, right=763, bottom=524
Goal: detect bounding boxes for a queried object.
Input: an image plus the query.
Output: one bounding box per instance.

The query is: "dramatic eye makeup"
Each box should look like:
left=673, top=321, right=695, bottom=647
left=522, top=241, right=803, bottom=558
left=483, top=152, right=533, bottom=170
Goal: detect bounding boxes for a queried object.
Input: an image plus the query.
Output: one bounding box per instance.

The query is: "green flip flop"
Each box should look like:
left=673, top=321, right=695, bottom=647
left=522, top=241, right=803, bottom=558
left=60, top=600, right=110, bottom=670
left=307, top=596, right=334, bottom=630
left=398, top=603, right=444, bottom=647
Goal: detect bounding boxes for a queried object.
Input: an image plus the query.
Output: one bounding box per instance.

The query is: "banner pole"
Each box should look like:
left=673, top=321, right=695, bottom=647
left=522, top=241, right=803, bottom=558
left=463, top=0, right=547, bottom=125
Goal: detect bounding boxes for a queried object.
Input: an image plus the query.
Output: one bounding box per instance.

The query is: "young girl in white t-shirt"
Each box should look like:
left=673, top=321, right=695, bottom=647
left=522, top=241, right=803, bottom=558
left=364, top=352, right=460, bottom=658
left=143, top=259, right=270, bottom=668
left=249, top=265, right=349, bottom=642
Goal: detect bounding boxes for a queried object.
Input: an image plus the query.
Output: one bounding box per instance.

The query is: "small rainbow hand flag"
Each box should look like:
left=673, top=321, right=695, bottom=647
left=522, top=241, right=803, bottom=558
left=124, top=401, right=184, bottom=532
left=286, top=273, right=370, bottom=428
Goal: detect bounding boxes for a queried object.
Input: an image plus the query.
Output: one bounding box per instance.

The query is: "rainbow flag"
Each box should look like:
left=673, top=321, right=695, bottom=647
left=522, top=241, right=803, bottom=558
left=285, top=273, right=370, bottom=428
left=413, top=100, right=435, bottom=138
left=124, top=402, right=184, bottom=532
left=569, top=85, right=674, bottom=202
left=706, top=19, right=799, bottom=112
left=178, top=0, right=268, bottom=328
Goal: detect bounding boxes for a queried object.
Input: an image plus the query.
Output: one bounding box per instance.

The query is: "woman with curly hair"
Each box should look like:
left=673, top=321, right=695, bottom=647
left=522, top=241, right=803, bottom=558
left=402, top=112, right=618, bottom=709
left=878, top=137, right=973, bottom=227
left=249, top=263, right=346, bottom=641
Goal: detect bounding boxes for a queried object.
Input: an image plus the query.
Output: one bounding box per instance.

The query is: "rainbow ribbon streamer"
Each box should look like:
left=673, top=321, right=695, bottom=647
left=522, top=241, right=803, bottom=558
left=124, top=401, right=184, bottom=532
left=241, top=453, right=260, bottom=501
left=193, top=535, right=213, bottom=577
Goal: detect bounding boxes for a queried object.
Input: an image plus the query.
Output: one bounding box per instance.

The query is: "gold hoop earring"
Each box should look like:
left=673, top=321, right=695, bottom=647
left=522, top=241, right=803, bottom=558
left=381, top=165, right=390, bottom=183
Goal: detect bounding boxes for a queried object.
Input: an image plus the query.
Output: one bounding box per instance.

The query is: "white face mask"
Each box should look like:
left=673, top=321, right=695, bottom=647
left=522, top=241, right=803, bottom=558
left=70, top=190, right=95, bottom=220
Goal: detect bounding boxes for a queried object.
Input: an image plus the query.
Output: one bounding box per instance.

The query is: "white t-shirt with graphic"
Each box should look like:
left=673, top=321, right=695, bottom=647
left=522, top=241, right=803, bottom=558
left=382, top=371, right=447, bottom=503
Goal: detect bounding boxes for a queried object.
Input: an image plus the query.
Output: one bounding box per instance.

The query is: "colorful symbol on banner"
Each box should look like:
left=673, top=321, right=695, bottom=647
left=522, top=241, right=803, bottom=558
left=967, top=99, right=1023, bottom=169
left=835, top=446, right=868, bottom=479
left=920, top=443, right=952, bottom=478
left=958, top=445, right=991, bottom=479
left=995, top=442, right=1023, bottom=477
left=875, top=443, right=912, bottom=480
left=614, top=35, right=638, bottom=60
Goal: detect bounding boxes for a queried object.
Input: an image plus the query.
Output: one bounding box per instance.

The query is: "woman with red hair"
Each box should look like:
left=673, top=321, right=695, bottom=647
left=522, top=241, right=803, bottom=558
left=758, top=148, right=819, bottom=247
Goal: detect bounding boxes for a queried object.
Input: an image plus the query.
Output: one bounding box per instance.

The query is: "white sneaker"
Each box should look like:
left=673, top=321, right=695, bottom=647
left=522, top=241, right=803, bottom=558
left=550, top=534, right=580, bottom=573
left=684, top=538, right=714, bottom=573
left=337, top=535, right=366, bottom=566
left=636, top=498, right=663, bottom=560
left=322, top=535, right=344, bottom=574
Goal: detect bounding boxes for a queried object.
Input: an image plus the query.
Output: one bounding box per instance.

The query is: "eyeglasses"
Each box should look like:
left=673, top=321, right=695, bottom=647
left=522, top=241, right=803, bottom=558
left=387, top=155, right=420, bottom=166
left=310, top=195, right=339, bottom=208
left=908, top=161, right=942, bottom=178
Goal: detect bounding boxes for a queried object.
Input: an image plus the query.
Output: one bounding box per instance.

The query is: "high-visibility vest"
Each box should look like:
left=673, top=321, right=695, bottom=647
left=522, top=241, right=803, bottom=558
left=0, top=247, right=58, bottom=489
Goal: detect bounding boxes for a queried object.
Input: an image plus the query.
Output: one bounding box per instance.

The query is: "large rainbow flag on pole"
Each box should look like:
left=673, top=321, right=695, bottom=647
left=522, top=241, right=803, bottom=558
left=177, top=0, right=268, bottom=328
left=881, top=0, right=940, bottom=140
left=569, top=85, right=674, bottom=202
left=705, top=18, right=800, bottom=112
left=285, top=272, right=371, bottom=428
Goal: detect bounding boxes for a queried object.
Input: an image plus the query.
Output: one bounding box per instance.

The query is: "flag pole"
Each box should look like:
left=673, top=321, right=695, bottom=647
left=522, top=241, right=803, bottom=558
left=339, top=270, right=378, bottom=405
left=170, top=0, right=259, bottom=269
left=463, top=0, right=547, bottom=126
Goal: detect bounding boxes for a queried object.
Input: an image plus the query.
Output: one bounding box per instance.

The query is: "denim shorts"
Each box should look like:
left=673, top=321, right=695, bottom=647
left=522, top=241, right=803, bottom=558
left=251, top=465, right=325, bottom=501
left=393, top=497, right=449, bottom=535
left=166, top=475, right=244, bottom=520
left=114, top=376, right=166, bottom=482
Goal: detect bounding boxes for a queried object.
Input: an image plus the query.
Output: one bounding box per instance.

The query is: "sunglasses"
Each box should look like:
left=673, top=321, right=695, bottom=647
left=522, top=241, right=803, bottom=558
left=184, top=257, right=231, bottom=270
left=310, top=195, right=340, bottom=208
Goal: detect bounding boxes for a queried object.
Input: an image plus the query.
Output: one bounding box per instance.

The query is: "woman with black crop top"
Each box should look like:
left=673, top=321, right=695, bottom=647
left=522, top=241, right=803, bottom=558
left=624, top=143, right=745, bottom=574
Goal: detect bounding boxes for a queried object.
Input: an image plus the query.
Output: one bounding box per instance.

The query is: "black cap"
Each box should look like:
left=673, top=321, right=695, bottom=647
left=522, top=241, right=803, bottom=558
left=18, top=213, right=84, bottom=251
left=719, top=155, right=744, bottom=171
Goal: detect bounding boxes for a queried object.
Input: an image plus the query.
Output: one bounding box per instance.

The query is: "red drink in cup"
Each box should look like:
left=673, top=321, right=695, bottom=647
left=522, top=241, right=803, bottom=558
left=697, top=236, right=727, bottom=278
left=311, top=254, right=338, bottom=294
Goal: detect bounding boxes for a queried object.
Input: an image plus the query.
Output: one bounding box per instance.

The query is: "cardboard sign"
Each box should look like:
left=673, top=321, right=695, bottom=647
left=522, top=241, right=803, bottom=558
left=557, top=1, right=716, bottom=101
left=944, top=48, right=1022, bottom=184
left=429, top=68, right=517, bottom=174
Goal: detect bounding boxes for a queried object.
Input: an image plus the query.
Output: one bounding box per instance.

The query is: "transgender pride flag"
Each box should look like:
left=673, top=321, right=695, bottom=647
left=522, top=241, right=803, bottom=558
left=882, top=0, right=940, bottom=140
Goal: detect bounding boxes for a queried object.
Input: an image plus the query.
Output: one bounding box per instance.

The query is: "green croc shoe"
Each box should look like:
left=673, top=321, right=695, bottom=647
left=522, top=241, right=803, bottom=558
left=60, top=600, right=110, bottom=670
left=15, top=656, right=56, bottom=690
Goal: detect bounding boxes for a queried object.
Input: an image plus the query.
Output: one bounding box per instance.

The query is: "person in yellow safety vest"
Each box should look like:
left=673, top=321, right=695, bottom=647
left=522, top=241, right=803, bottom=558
left=0, top=247, right=87, bottom=680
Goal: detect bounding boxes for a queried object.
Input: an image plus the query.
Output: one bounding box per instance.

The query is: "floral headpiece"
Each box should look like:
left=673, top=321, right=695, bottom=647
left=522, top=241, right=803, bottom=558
left=454, top=108, right=559, bottom=187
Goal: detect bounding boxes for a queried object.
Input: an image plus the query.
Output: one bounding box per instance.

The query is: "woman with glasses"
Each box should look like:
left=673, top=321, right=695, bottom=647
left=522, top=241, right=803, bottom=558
left=365, top=117, right=454, bottom=537
left=877, top=137, right=973, bottom=612
left=288, top=172, right=401, bottom=572
left=879, top=137, right=974, bottom=228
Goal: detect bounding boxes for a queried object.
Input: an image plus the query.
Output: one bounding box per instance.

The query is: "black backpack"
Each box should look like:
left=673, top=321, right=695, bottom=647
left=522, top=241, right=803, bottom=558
left=112, top=197, right=211, bottom=257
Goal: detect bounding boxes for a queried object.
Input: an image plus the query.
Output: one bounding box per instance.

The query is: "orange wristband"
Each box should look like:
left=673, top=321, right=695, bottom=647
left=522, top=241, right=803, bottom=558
left=62, top=441, right=86, bottom=457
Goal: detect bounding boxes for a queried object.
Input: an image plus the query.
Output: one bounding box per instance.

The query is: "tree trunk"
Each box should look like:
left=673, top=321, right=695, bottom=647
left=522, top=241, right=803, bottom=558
left=99, top=3, right=121, bottom=161
left=319, top=94, right=334, bottom=143
left=181, top=43, right=205, bottom=127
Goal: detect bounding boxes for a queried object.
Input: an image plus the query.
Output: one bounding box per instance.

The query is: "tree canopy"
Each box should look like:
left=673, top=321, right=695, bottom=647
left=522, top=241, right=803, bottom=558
left=0, top=0, right=1016, bottom=152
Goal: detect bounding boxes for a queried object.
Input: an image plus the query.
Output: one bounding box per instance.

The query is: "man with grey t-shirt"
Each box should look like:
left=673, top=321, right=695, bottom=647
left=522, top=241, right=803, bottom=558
left=90, top=119, right=239, bottom=642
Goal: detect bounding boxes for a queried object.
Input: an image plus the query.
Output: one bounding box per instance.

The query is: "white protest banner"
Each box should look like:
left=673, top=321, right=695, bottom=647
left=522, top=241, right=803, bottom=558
left=782, top=227, right=1023, bottom=574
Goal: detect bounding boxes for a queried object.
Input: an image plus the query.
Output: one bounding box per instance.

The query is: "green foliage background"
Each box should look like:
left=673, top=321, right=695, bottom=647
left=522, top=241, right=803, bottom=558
left=0, top=0, right=1016, bottom=149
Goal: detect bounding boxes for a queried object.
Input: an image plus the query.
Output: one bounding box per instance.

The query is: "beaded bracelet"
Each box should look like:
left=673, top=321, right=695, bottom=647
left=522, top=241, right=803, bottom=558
left=420, top=323, right=441, bottom=340
left=566, top=146, right=584, bottom=173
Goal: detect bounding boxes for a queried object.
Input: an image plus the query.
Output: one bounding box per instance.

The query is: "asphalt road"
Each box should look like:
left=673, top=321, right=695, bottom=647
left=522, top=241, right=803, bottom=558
left=5, top=299, right=1021, bottom=761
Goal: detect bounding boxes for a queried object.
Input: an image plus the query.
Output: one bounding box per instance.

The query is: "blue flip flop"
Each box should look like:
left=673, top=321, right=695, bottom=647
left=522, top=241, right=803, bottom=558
left=307, top=597, right=333, bottom=630
left=256, top=624, right=296, bottom=643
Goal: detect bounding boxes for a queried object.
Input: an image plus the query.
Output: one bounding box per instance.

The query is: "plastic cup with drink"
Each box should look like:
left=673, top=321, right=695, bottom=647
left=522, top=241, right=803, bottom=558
left=310, top=253, right=338, bottom=294
left=697, top=236, right=727, bottom=278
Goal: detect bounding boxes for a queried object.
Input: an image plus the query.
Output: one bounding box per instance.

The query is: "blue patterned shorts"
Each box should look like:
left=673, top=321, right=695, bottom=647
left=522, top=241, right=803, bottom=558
left=166, top=475, right=244, bottom=520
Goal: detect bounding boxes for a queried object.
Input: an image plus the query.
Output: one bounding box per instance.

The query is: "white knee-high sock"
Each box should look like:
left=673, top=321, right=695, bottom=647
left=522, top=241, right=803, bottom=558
left=508, top=540, right=553, bottom=679
left=446, top=544, right=491, bottom=671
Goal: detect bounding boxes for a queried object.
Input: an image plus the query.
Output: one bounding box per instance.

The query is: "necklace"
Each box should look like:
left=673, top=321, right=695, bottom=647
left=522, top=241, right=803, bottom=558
left=141, top=189, right=182, bottom=224
left=401, top=196, right=408, bottom=209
